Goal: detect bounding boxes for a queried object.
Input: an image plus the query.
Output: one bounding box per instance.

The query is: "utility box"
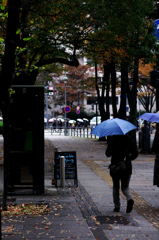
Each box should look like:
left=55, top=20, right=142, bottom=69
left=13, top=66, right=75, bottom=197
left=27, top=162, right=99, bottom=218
left=8, top=85, right=44, bottom=194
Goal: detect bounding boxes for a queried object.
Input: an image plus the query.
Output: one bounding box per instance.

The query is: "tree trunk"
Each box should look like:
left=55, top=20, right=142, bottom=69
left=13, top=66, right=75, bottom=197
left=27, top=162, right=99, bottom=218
left=118, top=62, right=128, bottom=120
left=129, top=57, right=138, bottom=126
left=95, top=63, right=105, bottom=121
left=95, top=63, right=109, bottom=141
left=110, top=61, right=117, bottom=118
left=104, top=64, right=111, bottom=120
left=0, top=0, right=21, bottom=210
left=96, top=63, right=111, bottom=121
left=128, top=57, right=139, bottom=153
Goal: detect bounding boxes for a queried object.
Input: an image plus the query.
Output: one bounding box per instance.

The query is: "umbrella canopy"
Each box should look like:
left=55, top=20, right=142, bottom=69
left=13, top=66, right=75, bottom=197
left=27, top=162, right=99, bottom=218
left=68, top=120, right=76, bottom=124
left=90, top=118, right=137, bottom=137
left=57, top=118, right=64, bottom=122
left=138, top=113, right=159, bottom=123
left=83, top=118, right=89, bottom=121
left=77, top=118, right=84, bottom=122
left=48, top=118, right=56, bottom=122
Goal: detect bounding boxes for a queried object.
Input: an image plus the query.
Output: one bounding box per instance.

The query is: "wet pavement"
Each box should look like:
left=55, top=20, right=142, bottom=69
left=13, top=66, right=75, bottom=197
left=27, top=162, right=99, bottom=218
left=0, top=132, right=159, bottom=239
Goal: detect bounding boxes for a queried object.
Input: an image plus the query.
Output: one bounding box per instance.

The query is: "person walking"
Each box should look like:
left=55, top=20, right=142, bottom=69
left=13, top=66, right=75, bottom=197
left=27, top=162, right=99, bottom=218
left=52, top=120, right=56, bottom=132
left=105, top=134, right=138, bottom=213
left=58, top=120, right=62, bottom=132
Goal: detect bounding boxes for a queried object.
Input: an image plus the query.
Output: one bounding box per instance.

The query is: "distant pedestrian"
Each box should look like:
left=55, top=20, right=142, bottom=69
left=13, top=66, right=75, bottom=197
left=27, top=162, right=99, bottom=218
left=58, top=120, right=62, bottom=132
left=105, top=134, right=138, bottom=213
left=152, top=125, right=159, bottom=187
left=52, top=120, right=56, bottom=132
left=84, top=120, right=87, bottom=128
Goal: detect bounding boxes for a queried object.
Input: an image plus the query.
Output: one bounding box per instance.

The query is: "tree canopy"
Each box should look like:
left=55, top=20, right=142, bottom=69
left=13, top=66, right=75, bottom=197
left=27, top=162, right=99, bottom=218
left=0, top=0, right=158, bottom=121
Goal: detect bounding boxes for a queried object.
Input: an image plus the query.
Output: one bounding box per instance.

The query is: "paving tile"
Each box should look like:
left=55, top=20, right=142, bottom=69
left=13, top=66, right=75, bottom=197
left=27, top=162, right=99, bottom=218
left=1, top=134, right=159, bottom=239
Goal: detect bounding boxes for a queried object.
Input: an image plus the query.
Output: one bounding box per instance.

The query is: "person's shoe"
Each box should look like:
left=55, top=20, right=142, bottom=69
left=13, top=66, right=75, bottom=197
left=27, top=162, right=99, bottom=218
left=126, top=199, right=134, bottom=213
left=113, top=207, right=120, bottom=212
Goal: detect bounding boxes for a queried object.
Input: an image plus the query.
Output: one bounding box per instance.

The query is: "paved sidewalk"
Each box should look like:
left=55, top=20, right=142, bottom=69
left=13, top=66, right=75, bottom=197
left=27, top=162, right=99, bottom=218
left=1, top=133, right=159, bottom=239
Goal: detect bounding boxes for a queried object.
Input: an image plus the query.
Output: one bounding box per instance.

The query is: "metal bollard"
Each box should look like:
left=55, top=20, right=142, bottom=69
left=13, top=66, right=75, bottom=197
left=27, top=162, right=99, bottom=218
left=55, top=147, right=58, bottom=152
left=60, top=156, right=65, bottom=188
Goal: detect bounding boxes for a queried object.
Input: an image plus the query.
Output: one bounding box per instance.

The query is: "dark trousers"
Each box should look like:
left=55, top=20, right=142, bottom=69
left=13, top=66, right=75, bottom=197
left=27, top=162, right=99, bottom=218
left=112, top=174, right=133, bottom=208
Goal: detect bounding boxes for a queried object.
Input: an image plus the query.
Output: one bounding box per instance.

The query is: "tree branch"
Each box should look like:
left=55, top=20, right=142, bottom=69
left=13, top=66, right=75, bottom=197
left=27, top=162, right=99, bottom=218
left=35, top=57, right=79, bottom=68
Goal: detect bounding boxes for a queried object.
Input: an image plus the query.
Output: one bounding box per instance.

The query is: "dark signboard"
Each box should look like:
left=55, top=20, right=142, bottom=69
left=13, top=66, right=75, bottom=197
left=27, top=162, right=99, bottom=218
left=54, top=151, right=78, bottom=187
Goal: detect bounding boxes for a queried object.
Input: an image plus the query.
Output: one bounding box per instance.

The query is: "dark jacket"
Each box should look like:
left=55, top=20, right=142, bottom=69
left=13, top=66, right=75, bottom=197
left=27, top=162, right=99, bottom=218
left=153, top=154, right=159, bottom=187
left=152, top=128, right=159, bottom=187
left=105, top=135, right=138, bottom=175
left=152, top=128, right=159, bottom=154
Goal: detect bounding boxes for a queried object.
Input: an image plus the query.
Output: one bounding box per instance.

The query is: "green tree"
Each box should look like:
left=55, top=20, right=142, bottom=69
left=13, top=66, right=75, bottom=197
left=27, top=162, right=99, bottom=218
left=84, top=0, right=157, bottom=125
left=55, top=65, right=95, bottom=108
left=0, top=0, right=95, bottom=209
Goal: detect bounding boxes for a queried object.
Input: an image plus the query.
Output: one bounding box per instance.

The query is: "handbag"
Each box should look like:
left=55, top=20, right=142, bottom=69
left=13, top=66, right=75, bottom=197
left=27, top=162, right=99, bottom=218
left=109, top=161, right=126, bottom=177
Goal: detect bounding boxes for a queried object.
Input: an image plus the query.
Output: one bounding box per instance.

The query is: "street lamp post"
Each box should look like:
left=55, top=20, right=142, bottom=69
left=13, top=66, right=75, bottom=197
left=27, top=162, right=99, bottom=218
left=78, top=90, right=79, bottom=106
left=63, top=75, right=68, bottom=136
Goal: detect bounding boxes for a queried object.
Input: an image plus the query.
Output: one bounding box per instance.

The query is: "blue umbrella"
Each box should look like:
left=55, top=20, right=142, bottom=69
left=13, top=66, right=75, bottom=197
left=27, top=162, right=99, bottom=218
left=138, top=113, right=159, bottom=123
left=90, top=118, right=137, bottom=137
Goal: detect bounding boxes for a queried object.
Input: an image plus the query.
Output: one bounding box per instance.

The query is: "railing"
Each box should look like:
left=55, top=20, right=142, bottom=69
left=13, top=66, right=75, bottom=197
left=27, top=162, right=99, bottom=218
left=49, top=127, right=98, bottom=138
left=45, top=127, right=156, bottom=151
